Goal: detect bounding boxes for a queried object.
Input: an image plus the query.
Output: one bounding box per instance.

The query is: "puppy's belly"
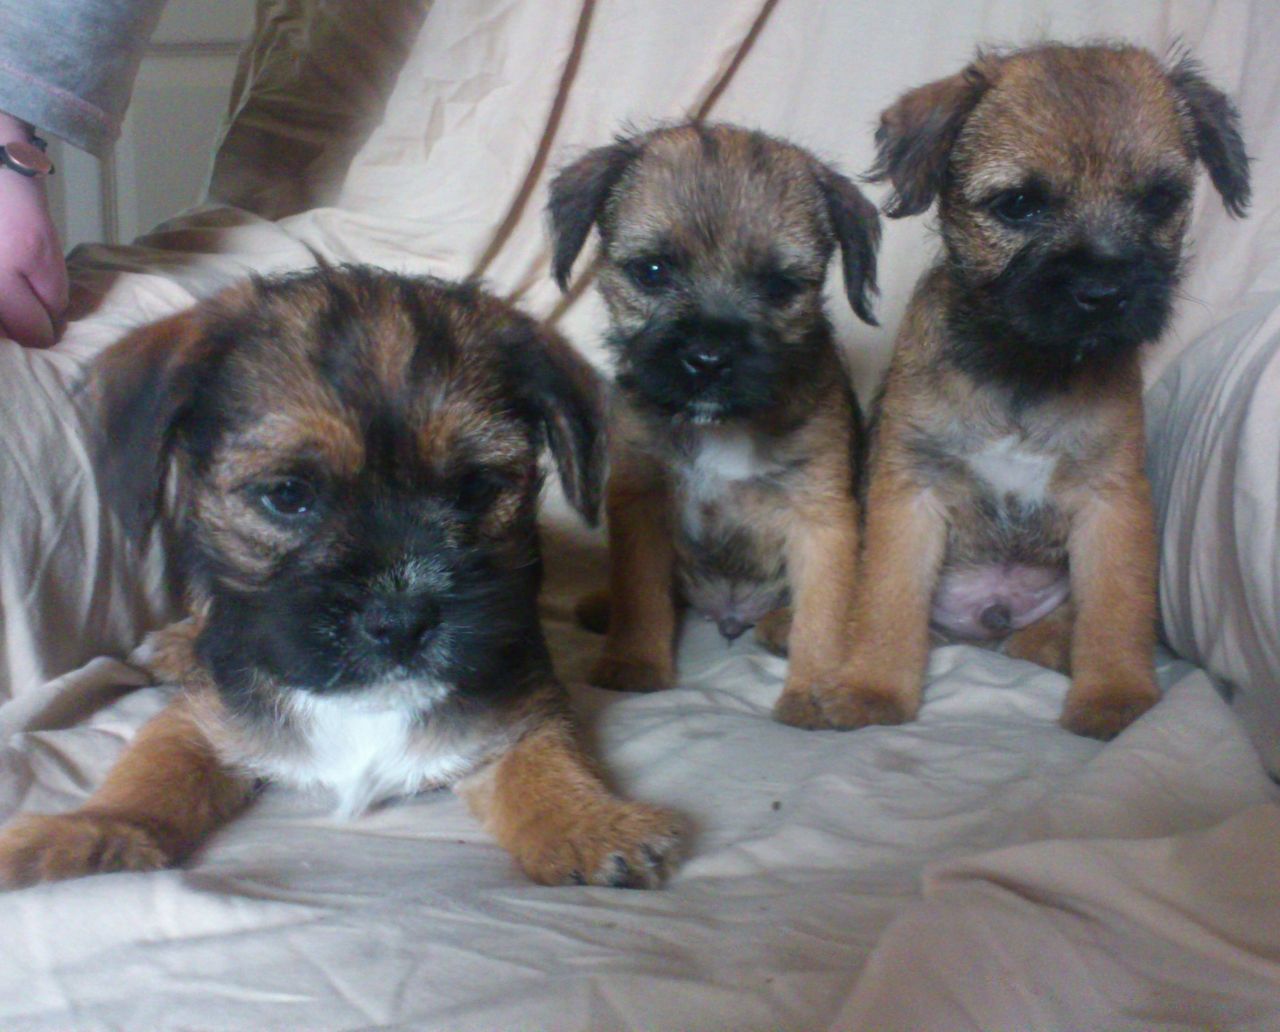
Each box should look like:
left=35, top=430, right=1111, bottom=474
left=930, top=563, right=1069, bottom=641
left=674, top=464, right=788, bottom=640
left=681, top=569, right=788, bottom=640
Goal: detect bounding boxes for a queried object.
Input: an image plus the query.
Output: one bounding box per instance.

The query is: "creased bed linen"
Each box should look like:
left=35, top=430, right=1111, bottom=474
left=0, top=507, right=1274, bottom=1029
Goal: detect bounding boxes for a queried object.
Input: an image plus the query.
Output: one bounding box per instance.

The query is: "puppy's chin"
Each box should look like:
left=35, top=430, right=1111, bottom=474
left=947, top=251, right=1178, bottom=391
left=683, top=401, right=731, bottom=427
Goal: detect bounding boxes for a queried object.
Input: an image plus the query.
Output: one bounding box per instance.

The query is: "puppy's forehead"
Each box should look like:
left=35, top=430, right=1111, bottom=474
left=607, top=126, right=829, bottom=265
left=211, top=272, right=527, bottom=477
left=958, top=47, right=1192, bottom=196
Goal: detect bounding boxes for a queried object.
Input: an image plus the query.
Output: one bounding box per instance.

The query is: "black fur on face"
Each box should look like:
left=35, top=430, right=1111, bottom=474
left=92, top=265, right=605, bottom=720
left=944, top=225, right=1183, bottom=394
left=194, top=490, right=544, bottom=711
left=548, top=123, right=881, bottom=426
left=607, top=302, right=831, bottom=425
left=867, top=45, right=1252, bottom=399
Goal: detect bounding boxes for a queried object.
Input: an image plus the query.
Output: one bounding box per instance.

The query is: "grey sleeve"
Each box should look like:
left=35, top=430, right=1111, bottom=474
left=0, top=0, right=170, bottom=157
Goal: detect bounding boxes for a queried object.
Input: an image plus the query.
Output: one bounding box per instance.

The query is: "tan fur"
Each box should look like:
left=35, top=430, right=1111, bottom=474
left=459, top=710, right=682, bottom=888
left=0, top=690, right=253, bottom=888
left=784, top=45, right=1248, bottom=739
left=550, top=124, right=878, bottom=710
left=1003, top=601, right=1074, bottom=673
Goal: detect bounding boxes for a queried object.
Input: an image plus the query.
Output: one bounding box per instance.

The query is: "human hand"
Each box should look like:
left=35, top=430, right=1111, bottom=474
left=0, top=113, right=67, bottom=348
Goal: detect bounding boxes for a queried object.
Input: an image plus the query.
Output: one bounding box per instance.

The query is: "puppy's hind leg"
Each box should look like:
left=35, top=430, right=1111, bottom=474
left=459, top=706, right=684, bottom=888
left=573, top=588, right=610, bottom=635
left=1003, top=601, right=1073, bottom=674
left=0, top=692, right=254, bottom=888
left=754, top=607, right=792, bottom=656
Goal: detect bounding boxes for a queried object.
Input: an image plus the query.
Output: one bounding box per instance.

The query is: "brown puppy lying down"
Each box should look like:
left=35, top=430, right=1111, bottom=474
left=0, top=265, right=682, bottom=889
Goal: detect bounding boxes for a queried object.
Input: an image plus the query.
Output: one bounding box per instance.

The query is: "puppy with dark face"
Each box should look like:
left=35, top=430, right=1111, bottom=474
left=776, top=44, right=1250, bottom=739
left=0, top=265, right=682, bottom=889
left=550, top=123, right=881, bottom=717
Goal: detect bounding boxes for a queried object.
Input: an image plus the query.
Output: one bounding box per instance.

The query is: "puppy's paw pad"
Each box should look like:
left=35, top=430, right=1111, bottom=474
left=524, top=803, right=684, bottom=890
left=754, top=608, right=792, bottom=657
left=573, top=591, right=610, bottom=635
left=588, top=656, right=673, bottom=694
left=0, top=813, right=168, bottom=889
left=1060, top=689, right=1158, bottom=740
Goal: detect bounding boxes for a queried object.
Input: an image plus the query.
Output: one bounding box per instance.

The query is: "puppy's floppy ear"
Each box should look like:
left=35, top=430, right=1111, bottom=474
left=866, top=56, right=998, bottom=218
left=1168, top=56, right=1251, bottom=218
left=504, top=318, right=607, bottom=525
left=547, top=137, right=639, bottom=290
left=812, top=162, right=882, bottom=325
left=90, top=305, right=218, bottom=538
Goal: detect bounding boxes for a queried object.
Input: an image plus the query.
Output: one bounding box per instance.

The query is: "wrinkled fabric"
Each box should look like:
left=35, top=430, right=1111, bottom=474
left=1147, top=296, right=1280, bottom=775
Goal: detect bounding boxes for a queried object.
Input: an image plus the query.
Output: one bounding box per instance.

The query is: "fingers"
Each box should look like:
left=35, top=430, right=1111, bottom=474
left=0, top=271, right=56, bottom=348
left=0, top=170, right=67, bottom=348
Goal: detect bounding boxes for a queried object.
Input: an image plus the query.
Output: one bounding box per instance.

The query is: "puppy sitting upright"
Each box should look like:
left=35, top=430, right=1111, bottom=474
left=549, top=123, right=881, bottom=713
left=778, top=44, right=1249, bottom=738
left=0, top=266, right=682, bottom=889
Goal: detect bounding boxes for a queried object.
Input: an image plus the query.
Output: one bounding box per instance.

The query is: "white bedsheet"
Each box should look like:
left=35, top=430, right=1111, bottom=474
left=1, top=505, right=1275, bottom=1029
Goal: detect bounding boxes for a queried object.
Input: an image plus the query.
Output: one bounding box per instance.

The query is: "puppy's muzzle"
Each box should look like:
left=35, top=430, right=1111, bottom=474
left=1069, top=277, right=1129, bottom=315
left=676, top=316, right=747, bottom=387
left=1052, top=250, right=1141, bottom=321
left=354, top=593, right=441, bottom=661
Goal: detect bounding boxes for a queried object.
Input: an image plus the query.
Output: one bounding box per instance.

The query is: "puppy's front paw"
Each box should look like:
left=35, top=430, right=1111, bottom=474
left=130, top=617, right=202, bottom=684
left=519, top=801, right=684, bottom=889
left=588, top=654, right=673, bottom=693
left=754, top=608, right=792, bottom=657
left=0, top=812, right=169, bottom=888
left=775, top=676, right=916, bottom=731
left=1060, top=681, right=1158, bottom=740
left=772, top=684, right=824, bottom=727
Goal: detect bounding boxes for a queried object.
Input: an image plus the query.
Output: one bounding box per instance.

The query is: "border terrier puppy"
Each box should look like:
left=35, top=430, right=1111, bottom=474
left=549, top=123, right=881, bottom=715
left=0, top=265, right=682, bottom=889
left=776, top=44, right=1249, bottom=739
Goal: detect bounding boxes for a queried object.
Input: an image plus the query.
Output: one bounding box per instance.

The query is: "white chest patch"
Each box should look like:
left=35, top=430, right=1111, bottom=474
left=678, top=426, right=776, bottom=536
left=689, top=427, right=762, bottom=484
left=967, top=435, right=1057, bottom=505
left=256, top=686, right=480, bottom=819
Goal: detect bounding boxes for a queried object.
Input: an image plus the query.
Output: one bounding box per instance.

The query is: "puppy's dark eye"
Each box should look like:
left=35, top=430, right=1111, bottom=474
left=758, top=269, right=808, bottom=307
left=625, top=257, right=674, bottom=293
left=989, top=188, right=1049, bottom=225
left=256, top=478, right=318, bottom=519
left=454, top=468, right=510, bottom=514
left=1138, top=182, right=1187, bottom=222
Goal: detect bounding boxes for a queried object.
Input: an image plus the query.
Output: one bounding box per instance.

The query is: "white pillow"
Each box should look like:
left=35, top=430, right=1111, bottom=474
left=1147, top=291, right=1280, bottom=774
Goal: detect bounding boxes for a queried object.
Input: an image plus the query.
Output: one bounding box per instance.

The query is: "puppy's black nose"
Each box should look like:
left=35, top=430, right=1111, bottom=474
left=1069, top=279, right=1128, bottom=314
left=356, top=597, right=440, bottom=656
left=681, top=345, right=731, bottom=381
